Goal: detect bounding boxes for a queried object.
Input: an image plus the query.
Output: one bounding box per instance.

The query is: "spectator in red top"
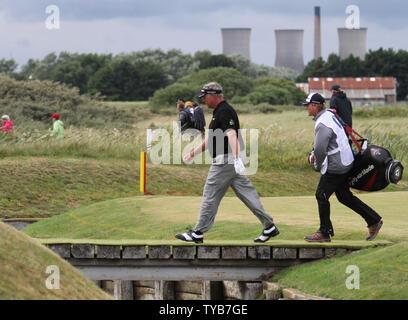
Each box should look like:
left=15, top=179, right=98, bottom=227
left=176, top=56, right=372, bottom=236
left=0, top=115, right=15, bottom=136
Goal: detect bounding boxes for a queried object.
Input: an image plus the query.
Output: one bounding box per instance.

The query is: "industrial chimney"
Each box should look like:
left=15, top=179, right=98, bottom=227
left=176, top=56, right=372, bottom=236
left=221, top=28, right=251, bottom=59
left=274, top=29, right=305, bottom=74
left=338, top=28, right=367, bottom=60
left=314, top=6, right=322, bottom=59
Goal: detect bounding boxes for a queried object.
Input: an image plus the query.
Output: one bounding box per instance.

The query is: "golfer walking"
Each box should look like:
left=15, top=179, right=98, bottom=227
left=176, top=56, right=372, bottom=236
left=175, top=82, right=279, bottom=243
left=303, top=93, right=383, bottom=242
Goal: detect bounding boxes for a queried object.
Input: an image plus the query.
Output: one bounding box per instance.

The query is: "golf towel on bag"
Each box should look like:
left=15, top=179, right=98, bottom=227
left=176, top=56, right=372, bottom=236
left=348, top=144, right=404, bottom=191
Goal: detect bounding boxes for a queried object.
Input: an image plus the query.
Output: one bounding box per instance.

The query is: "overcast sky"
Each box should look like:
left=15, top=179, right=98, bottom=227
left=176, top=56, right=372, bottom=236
left=1, top=0, right=407, bottom=68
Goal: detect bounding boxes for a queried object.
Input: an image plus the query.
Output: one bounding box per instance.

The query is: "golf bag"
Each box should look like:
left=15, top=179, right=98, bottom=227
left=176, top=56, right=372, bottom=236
left=333, top=110, right=404, bottom=191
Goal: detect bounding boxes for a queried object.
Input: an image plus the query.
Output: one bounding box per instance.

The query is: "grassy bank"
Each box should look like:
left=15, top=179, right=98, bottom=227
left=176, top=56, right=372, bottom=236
left=272, top=242, right=408, bottom=300
left=0, top=222, right=112, bottom=300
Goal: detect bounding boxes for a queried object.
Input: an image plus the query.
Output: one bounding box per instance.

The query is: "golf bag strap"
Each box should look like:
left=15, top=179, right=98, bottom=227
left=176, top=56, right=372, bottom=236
left=329, top=109, right=365, bottom=151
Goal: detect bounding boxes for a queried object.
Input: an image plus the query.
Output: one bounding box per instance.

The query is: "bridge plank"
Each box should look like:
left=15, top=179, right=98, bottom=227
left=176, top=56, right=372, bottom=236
left=97, top=245, right=121, bottom=259
left=272, top=248, right=297, bottom=259
left=173, top=246, right=195, bottom=260
left=197, top=246, right=220, bottom=259
left=122, top=246, right=146, bottom=259
left=248, top=246, right=271, bottom=260
left=47, top=244, right=71, bottom=258
left=299, top=248, right=324, bottom=259
left=149, top=246, right=172, bottom=259
left=71, top=244, right=95, bottom=258
left=222, top=246, right=247, bottom=259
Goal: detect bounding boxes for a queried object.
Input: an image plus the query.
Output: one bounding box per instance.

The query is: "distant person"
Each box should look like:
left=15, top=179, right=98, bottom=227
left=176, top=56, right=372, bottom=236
left=192, top=101, right=206, bottom=134
left=0, top=115, right=15, bottom=137
left=50, top=113, right=64, bottom=139
left=185, top=101, right=195, bottom=115
left=330, top=84, right=353, bottom=128
left=302, top=92, right=383, bottom=243
left=177, top=98, right=194, bottom=132
left=177, top=98, right=185, bottom=109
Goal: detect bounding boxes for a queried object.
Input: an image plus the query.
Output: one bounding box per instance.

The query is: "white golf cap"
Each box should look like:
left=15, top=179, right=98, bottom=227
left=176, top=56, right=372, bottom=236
left=1, top=115, right=10, bottom=120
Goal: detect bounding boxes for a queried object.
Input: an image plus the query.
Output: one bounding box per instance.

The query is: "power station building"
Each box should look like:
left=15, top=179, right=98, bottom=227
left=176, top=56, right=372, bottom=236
left=274, top=29, right=305, bottom=74
left=221, top=7, right=368, bottom=74
left=338, top=28, right=367, bottom=60
left=314, top=6, right=322, bottom=59
left=221, top=28, right=251, bottom=59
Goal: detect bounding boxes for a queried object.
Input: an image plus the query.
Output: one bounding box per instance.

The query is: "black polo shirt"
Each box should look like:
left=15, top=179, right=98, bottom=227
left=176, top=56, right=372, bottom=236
left=207, top=100, right=241, bottom=159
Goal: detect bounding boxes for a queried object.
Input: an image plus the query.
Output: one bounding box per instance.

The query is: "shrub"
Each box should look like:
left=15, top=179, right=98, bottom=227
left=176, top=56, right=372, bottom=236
left=236, top=78, right=306, bottom=105
left=149, top=67, right=253, bottom=108
left=0, top=76, right=96, bottom=109
left=88, top=59, right=168, bottom=101
left=149, top=83, right=199, bottom=112
left=253, top=78, right=306, bottom=104
left=243, top=85, right=291, bottom=105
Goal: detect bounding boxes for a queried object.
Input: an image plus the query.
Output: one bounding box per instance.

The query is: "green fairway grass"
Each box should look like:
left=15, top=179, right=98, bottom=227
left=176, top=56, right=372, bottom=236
left=0, top=222, right=112, bottom=300
left=24, top=192, right=408, bottom=243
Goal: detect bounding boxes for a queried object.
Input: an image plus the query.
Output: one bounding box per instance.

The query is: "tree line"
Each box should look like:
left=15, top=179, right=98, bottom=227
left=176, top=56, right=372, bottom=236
left=0, top=50, right=297, bottom=102
left=1, top=47, right=407, bottom=102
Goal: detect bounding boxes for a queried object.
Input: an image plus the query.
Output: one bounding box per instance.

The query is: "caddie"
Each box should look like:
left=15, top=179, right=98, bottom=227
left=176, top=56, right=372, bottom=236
left=303, top=92, right=383, bottom=242
left=175, top=82, right=279, bottom=243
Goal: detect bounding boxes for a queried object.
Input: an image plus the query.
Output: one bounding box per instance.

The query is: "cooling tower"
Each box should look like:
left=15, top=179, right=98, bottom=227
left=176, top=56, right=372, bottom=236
left=275, top=29, right=304, bottom=74
left=221, top=28, right=251, bottom=59
left=314, top=7, right=322, bottom=59
left=338, top=28, right=367, bottom=60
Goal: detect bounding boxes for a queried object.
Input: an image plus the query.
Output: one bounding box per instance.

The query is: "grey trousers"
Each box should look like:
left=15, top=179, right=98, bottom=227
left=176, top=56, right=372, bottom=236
left=193, top=162, right=274, bottom=233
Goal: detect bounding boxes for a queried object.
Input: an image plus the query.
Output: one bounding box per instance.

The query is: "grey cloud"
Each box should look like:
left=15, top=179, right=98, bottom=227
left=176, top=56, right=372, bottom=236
left=1, top=0, right=407, bottom=67
left=16, top=38, right=31, bottom=47
left=1, top=0, right=407, bottom=29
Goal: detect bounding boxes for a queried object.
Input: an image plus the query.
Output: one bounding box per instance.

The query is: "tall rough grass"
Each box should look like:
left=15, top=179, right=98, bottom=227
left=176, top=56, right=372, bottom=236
left=0, top=127, right=145, bottom=160
left=1, top=106, right=407, bottom=179
left=354, top=104, right=408, bottom=119
left=355, top=123, right=408, bottom=165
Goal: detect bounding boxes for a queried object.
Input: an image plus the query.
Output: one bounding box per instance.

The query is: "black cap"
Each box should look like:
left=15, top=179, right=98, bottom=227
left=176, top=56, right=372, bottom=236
left=301, top=92, right=325, bottom=106
left=330, top=84, right=341, bottom=91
